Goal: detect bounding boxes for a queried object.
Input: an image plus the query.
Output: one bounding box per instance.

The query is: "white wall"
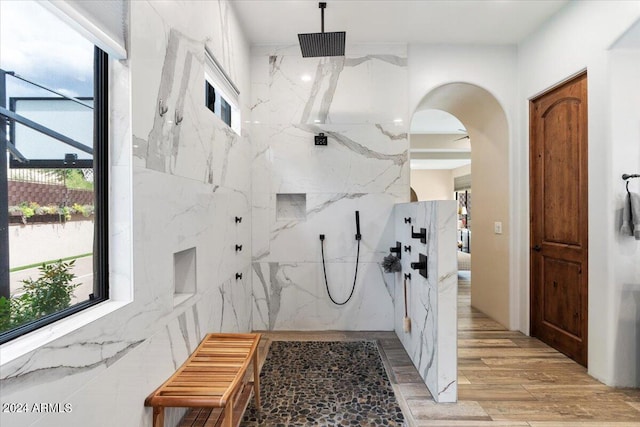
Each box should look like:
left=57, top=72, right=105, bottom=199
left=408, top=46, right=517, bottom=328
left=610, top=48, right=640, bottom=387
left=606, top=16, right=640, bottom=385
left=517, top=1, right=640, bottom=386
left=0, top=2, right=254, bottom=426
left=410, top=169, right=453, bottom=201
left=250, top=45, right=409, bottom=330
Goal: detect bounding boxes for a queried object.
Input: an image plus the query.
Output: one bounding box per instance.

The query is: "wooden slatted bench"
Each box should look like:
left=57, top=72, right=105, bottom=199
left=145, top=333, right=261, bottom=427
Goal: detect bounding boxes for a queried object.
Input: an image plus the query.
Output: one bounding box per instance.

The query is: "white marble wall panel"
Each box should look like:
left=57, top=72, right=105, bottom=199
left=132, top=170, right=251, bottom=304
left=251, top=123, right=407, bottom=194
left=254, top=192, right=395, bottom=264
left=252, top=261, right=393, bottom=331
left=393, top=201, right=457, bottom=403
left=251, top=46, right=408, bottom=126
left=250, top=45, right=408, bottom=331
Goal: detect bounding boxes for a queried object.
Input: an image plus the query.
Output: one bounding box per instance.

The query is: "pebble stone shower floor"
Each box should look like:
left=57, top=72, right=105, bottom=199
left=241, top=340, right=405, bottom=426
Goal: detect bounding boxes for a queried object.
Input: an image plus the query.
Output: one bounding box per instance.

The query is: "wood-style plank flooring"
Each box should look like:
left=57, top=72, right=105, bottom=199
left=254, top=272, right=639, bottom=426
left=404, top=273, right=639, bottom=426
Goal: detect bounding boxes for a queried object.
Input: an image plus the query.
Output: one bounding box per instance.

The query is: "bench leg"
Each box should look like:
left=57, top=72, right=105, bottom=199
left=152, top=406, right=164, bottom=427
left=253, top=351, right=261, bottom=411
left=225, top=400, right=234, bottom=427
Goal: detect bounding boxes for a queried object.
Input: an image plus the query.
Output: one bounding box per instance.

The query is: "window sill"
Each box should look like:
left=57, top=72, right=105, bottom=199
left=0, top=299, right=131, bottom=366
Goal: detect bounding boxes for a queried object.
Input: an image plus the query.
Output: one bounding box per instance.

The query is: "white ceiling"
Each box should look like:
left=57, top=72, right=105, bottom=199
left=410, top=109, right=466, bottom=134
left=230, top=0, right=568, bottom=46
left=612, top=17, right=640, bottom=49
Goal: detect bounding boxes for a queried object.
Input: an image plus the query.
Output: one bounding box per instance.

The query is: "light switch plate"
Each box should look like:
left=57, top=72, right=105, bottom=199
left=494, top=221, right=503, bottom=234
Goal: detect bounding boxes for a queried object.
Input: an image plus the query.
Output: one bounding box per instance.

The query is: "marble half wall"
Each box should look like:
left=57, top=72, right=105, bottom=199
left=250, top=45, right=409, bottom=330
left=393, top=201, right=457, bottom=403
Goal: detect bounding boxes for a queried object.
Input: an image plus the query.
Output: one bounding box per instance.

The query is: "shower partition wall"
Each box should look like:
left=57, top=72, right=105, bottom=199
left=393, top=200, right=458, bottom=403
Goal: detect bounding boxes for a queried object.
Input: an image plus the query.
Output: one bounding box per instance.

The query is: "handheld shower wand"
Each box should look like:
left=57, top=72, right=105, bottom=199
left=320, top=210, right=362, bottom=305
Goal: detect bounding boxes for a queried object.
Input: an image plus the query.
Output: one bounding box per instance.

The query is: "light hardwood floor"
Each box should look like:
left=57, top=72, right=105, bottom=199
left=254, top=274, right=640, bottom=426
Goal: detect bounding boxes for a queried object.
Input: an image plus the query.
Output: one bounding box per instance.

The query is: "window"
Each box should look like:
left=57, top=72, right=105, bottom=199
left=205, top=81, right=233, bottom=128
left=204, top=48, right=240, bottom=134
left=0, top=1, right=109, bottom=343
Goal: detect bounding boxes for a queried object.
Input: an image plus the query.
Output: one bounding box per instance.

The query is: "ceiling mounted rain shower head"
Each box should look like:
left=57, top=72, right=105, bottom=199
left=298, top=2, right=345, bottom=58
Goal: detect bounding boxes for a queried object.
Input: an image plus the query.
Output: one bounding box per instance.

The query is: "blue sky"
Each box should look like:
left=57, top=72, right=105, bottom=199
left=0, top=0, right=94, bottom=100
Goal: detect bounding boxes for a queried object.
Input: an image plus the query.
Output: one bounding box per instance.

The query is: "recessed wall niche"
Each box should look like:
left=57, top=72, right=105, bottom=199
left=276, top=193, right=306, bottom=220
left=174, top=247, right=197, bottom=306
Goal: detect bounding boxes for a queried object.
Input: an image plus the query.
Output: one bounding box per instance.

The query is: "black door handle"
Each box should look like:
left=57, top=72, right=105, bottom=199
left=532, top=245, right=542, bottom=252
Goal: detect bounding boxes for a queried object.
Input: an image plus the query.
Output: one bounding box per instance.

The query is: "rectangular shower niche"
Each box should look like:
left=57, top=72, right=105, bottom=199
left=276, top=193, right=306, bottom=220
left=174, top=247, right=197, bottom=306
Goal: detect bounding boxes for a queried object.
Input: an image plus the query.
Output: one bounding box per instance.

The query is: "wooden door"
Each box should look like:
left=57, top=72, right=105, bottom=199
left=530, top=73, right=588, bottom=367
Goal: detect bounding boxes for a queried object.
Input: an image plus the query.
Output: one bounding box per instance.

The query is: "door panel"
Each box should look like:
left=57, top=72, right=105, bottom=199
left=542, top=101, right=581, bottom=245
left=542, top=257, right=582, bottom=337
left=530, top=73, right=588, bottom=367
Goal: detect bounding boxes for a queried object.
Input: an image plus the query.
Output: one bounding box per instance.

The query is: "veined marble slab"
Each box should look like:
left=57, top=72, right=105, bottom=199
left=250, top=45, right=409, bottom=331
left=393, top=201, right=458, bottom=403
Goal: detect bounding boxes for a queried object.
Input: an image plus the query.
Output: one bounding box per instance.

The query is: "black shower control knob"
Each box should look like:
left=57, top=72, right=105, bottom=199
left=410, top=262, right=426, bottom=270
left=411, top=226, right=427, bottom=243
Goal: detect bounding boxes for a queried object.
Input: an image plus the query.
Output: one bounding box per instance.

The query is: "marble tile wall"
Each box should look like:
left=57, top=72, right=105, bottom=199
left=393, top=201, right=458, bottom=403
left=250, top=45, right=409, bottom=331
left=0, top=1, right=253, bottom=426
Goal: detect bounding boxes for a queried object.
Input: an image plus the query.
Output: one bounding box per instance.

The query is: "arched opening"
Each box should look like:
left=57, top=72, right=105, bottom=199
left=410, top=82, right=511, bottom=328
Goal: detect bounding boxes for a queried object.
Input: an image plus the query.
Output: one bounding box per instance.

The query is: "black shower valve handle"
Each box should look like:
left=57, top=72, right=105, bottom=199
left=411, top=253, right=428, bottom=279
left=411, top=226, right=427, bottom=244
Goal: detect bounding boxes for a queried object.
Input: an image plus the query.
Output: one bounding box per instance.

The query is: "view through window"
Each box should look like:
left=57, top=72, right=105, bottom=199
left=0, top=0, right=108, bottom=342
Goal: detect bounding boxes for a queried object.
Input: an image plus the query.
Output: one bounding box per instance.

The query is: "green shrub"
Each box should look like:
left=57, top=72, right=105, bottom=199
left=18, top=201, right=39, bottom=219
left=0, top=260, right=79, bottom=333
left=63, top=169, right=93, bottom=190
left=71, top=203, right=94, bottom=217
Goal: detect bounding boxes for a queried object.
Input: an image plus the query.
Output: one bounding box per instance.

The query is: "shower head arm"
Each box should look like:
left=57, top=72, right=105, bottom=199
left=319, top=2, right=326, bottom=33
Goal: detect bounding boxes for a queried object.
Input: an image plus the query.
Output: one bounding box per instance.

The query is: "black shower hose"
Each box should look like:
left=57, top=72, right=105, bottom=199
left=320, top=237, right=360, bottom=305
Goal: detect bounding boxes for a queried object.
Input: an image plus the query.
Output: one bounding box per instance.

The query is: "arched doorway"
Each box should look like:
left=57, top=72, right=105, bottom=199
left=410, top=82, right=511, bottom=328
